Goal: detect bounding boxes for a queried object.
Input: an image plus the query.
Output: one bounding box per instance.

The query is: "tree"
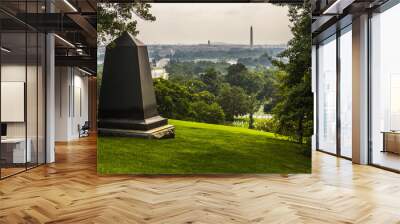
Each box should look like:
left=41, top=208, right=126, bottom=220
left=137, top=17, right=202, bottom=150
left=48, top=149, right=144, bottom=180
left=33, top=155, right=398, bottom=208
left=260, top=70, right=277, bottom=114
left=271, top=0, right=312, bottom=144
left=200, top=68, right=223, bottom=95
left=166, top=61, right=229, bottom=82
left=97, top=3, right=155, bottom=45
left=153, top=78, right=194, bottom=120
left=191, top=101, right=225, bottom=124
left=225, top=63, right=248, bottom=88
left=217, top=84, right=249, bottom=121
left=184, top=79, right=207, bottom=94
left=153, top=78, right=224, bottom=124
left=193, top=91, right=216, bottom=105
left=225, top=63, right=266, bottom=129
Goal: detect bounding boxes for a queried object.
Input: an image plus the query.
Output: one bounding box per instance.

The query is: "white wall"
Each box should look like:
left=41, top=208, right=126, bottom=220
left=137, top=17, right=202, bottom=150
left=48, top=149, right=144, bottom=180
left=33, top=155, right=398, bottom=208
left=72, top=73, right=89, bottom=138
left=55, top=67, right=89, bottom=141
left=1, top=65, right=38, bottom=138
left=1, top=65, right=26, bottom=142
left=1, top=63, right=46, bottom=164
left=55, top=67, right=70, bottom=141
left=1, top=65, right=26, bottom=136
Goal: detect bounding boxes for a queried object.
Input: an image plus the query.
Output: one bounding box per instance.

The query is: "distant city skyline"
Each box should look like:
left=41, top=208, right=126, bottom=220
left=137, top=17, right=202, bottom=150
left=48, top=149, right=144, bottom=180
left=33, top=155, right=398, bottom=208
left=134, top=3, right=292, bottom=45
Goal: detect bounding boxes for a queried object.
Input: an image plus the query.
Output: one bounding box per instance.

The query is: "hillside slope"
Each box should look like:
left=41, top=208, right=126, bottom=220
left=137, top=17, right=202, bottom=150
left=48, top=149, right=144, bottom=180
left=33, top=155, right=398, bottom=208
left=98, top=120, right=311, bottom=174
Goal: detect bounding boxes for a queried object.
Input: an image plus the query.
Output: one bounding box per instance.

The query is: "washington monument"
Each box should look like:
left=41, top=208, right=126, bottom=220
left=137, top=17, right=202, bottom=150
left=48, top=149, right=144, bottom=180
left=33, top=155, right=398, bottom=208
left=250, top=26, right=254, bottom=48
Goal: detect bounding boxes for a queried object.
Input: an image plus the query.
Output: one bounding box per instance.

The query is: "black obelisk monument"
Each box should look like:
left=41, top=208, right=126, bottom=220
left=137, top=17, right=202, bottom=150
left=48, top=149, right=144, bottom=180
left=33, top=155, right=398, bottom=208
left=98, top=32, right=175, bottom=139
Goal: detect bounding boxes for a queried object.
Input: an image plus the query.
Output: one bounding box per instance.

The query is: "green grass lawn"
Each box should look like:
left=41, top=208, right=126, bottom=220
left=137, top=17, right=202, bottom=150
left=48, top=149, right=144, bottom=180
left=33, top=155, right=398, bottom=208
left=97, top=120, right=311, bottom=174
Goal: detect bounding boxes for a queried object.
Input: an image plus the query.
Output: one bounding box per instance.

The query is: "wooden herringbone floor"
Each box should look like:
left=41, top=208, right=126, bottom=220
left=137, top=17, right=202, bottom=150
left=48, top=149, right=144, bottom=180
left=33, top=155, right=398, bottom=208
left=0, top=135, right=400, bottom=224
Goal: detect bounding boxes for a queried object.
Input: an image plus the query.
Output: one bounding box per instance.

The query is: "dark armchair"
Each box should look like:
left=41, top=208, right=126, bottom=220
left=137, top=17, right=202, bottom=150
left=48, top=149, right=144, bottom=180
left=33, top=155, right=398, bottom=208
left=79, top=121, right=90, bottom=138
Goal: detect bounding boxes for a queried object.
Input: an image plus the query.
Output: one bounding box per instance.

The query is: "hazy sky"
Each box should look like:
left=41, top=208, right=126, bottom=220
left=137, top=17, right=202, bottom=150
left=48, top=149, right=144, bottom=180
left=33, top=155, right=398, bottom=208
left=134, top=3, right=292, bottom=45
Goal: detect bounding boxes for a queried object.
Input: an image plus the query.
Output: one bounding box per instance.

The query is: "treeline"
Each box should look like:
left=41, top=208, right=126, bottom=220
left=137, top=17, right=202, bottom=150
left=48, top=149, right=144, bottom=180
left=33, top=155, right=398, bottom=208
left=174, top=48, right=274, bottom=60
left=154, top=63, right=273, bottom=128
left=150, top=46, right=283, bottom=61
left=165, top=53, right=273, bottom=79
left=165, top=61, right=230, bottom=81
left=237, top=53, right=272, bottom=68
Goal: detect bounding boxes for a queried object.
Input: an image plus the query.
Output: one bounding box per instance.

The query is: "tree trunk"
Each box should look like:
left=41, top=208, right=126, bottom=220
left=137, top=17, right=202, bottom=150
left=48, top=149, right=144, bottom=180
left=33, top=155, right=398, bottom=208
left=249, top=113, right=255, bottom=129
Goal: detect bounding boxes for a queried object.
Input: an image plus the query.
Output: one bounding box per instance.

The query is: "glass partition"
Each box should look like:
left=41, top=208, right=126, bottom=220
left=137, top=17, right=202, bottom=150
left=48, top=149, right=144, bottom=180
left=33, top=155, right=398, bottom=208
left=0, top=1, right=46, bottom=179
left=317, top=35, right=337, bottom=154
left=1, top=31, right=28, bottom=177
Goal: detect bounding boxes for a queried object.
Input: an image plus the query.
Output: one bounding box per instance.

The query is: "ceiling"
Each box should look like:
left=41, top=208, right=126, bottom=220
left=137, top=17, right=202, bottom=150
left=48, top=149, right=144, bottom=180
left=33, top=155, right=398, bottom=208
left=0, top=0, right=97, bottom=74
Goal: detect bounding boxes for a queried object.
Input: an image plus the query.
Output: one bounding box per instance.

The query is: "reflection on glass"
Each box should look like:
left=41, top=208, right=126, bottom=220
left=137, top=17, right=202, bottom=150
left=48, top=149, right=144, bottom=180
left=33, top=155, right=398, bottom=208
left=340, top=27, right=352, bottom=158
left=318, top=35, right=337, bottom=154
left=38, top=33, right=46, bottom=165
left=390, top=75, right=400, bottom=130
left=371, top=3, right=400, bottom=171
left=1, top=32, right=27, bottom=177
left=27, top=32, right=38, bottom=169
left=0, top=1, right=47, bottom=179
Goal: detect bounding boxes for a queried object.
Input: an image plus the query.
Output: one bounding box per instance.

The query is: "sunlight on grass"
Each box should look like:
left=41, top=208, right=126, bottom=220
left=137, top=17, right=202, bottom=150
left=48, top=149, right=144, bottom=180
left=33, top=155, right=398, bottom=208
left=98, top=119, right=311, bottom=174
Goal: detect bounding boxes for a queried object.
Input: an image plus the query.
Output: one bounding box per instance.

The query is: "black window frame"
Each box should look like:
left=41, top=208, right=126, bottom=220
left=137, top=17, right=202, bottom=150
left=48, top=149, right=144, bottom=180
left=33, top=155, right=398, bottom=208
left=314, top=16, right=353, bottom=161
left=0, top=0, right=48, bottom=180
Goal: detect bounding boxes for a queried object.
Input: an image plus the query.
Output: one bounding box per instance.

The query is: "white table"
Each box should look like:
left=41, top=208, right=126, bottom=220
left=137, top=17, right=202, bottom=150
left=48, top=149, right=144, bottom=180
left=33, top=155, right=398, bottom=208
left=1, top=138, right=31, bottom=163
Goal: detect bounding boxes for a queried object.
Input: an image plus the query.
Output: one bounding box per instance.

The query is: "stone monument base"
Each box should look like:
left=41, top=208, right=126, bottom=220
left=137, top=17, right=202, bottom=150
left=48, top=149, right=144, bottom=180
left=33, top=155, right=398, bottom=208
left=98, top=116, right=168, bottom=131
left=98, top=124, right=175, bottom=139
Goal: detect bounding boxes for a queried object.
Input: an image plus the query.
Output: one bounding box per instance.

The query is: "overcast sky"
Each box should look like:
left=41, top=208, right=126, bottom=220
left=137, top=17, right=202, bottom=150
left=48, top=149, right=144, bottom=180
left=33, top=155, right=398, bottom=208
left=134, top=3, right=292, bottom=45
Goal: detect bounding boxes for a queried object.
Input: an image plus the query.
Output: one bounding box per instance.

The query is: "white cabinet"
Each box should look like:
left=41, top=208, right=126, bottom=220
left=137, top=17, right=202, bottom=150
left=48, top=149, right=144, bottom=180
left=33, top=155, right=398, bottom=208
left=1, top=138, right=32, bottom=163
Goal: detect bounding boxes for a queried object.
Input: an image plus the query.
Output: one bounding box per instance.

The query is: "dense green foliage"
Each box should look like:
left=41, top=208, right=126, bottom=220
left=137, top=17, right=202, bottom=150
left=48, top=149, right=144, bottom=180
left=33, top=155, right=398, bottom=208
left=233, top=117, right=276, bottom=133
left=217, top=84, right=249, bottom=121
left=154, top=63, right=274, bottom=126
left=153, top=78, right=225, bottom=124
left=153, top=78, right=194, bottom=120
left=97, top=3, right=155, bottom=45
left=271, top=1, right=312, bottom=144
left=225, top=64, right=270, bottom=128
left=199, top=68, right=223, bottom=95
left=237, top=53, right=272, bottom=68
left=191, top=101, right=225, bottom=124
left=98, top=120, right=311, bottom=174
